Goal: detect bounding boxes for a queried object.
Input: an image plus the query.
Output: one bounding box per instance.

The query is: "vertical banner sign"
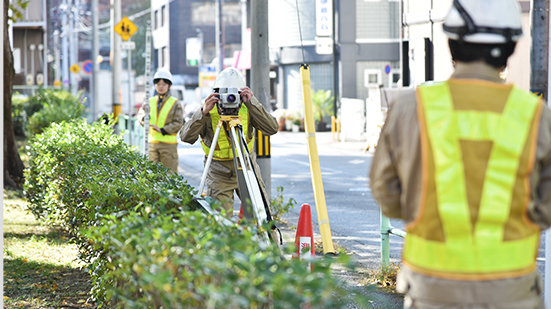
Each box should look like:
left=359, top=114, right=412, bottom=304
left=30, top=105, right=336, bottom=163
left=316, top=0, right=333, bottom=37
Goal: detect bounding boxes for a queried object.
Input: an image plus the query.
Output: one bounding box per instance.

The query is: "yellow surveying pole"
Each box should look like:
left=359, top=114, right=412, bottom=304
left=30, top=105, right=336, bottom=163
left=300, top=64, right=335, bottom=254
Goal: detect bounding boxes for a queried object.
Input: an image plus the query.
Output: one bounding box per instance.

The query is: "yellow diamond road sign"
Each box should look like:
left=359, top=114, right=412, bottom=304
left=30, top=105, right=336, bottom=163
left=114, top=16, right=138, bottom=41
left=70, top=63, right=80, bottom=74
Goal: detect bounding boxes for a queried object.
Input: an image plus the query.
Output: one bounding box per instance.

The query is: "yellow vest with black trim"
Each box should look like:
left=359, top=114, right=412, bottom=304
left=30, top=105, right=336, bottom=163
left=148, top=96, right=178, bottom=144
left=201, top=105, right=254, bottom=160
left=404, top=79, right=543, bottom=281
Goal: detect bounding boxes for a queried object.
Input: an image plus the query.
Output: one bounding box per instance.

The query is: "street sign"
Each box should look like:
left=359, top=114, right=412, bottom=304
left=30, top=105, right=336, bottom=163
left=114, top=16, right=138, bottom=41
left=70, top=63, right=80, bottom=74
left=82, top=60, right=93, bottom=75
left=186, top=37, right=202, bottom=67
left=121, top=41, right=136, bottom=50
left=384, top=64, right=391, bottom=75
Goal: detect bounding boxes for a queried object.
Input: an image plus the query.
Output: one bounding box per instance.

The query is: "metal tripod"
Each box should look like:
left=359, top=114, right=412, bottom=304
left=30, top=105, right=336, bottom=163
left=193, top=115, right=281, bottom=245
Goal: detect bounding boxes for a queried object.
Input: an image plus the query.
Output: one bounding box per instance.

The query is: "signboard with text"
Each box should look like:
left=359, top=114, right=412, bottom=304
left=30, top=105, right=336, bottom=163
left=316, top=0, right=333, bottom=37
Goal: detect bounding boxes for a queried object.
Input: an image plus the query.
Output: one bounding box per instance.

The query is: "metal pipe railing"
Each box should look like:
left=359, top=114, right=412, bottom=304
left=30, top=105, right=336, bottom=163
left=118, top=114, right=144, bottom=152
left=380, top=208, right=406, bottom=269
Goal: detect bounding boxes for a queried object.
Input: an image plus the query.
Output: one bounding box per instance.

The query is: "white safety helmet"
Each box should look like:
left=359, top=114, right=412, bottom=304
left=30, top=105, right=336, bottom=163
left=153, top=70, right=173, bottom=85
left=443, top=0, right=523, bottom=44
left=212, top=67, right=246, bottom=90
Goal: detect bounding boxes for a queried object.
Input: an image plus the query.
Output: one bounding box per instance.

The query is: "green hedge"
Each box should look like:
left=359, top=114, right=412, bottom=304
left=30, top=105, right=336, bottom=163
left=11, top=88, right=85, bottom=138
left=87, top=209, right=358, bottom=308
left=24, top=118, right=194, bottom=254
left=24, top=119, right=372, bottom=308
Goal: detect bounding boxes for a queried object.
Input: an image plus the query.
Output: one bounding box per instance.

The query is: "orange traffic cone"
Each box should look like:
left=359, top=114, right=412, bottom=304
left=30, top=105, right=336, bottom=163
left=295, top=203, right=315, bottom=271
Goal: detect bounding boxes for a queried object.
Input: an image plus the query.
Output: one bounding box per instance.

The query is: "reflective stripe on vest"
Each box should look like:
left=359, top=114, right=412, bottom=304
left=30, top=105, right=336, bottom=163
left=201, top=105, right=254, bottom=160
left=149, top=96, right=178, bottom=144
left=404, top=80, right=542, bottom=280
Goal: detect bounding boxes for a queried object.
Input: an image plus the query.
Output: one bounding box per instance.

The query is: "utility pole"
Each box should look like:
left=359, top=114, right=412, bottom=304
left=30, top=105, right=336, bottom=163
left=69, top=0, right=78, bottom=95
left=332, top=0, right=339, bottom=117
left=529, top=0, right=549, bottom=100
left=53, top=30, right=61, bottom=85
left=62, top=0, right=69, bottom=90
left=111, top=0, right=122, bottom=118
left=91, top=0, right=99, bottom=120
left=215, top=0, right=224, bottom=73
left=250, top=0, right=272, bottom=201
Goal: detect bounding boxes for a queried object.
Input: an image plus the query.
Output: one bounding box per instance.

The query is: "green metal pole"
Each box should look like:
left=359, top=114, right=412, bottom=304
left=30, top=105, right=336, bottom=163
left=380, top=208, right=390, bottom=269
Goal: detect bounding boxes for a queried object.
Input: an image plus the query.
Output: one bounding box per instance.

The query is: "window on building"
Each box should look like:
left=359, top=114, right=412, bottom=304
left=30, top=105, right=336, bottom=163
left=392, top=72, right=400, bottom=84
left=191, top=2, right=241, bottom=25
left=154, top=10, right=158, bottom=29
left=364, top=69, right=381, bottom=86
left=356, top=0, right=399, bottom=39
left=162, top=47, right=167, bottom=67
left=161, top=6, right=165, bottom=27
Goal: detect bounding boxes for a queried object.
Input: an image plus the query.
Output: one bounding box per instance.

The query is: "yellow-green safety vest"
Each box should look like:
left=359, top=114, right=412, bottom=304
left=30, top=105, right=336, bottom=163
left=404, top=80, right=543, bottom=280
left=201, top=105, right=254, bottom=160
left=148, top=96, right=178, bottom=144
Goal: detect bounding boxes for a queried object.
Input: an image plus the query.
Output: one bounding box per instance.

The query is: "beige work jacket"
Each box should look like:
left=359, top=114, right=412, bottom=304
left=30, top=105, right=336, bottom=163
left=369, top=62, right=551, bottom=303
left=137, top=93, right=184, bottom=136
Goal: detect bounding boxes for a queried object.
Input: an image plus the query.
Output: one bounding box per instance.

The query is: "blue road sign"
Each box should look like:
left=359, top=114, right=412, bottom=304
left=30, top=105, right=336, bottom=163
left=83, top=60, right=93, bottom=74
left=384, top=64, right=391, bottom=75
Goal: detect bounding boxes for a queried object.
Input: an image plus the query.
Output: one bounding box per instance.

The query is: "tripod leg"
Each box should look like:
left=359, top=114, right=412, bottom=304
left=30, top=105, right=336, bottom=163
left=196, top=124, right=222, bottom=198
left=235, top=127, right=275, bottom=221
left=229, top=126, right=269, bottom=227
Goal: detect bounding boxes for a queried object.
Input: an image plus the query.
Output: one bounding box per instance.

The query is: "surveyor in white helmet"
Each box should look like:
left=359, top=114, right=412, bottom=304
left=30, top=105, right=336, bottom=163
left=180, top=67, right=278, bottom=216
left=137, top=69, right=184, bottom=174
left=369, top=0, right=551, bottom=308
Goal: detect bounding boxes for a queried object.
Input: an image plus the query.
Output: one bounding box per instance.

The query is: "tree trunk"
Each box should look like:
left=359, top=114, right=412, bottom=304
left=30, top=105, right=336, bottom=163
left=4, top=0, right=25, bottom=189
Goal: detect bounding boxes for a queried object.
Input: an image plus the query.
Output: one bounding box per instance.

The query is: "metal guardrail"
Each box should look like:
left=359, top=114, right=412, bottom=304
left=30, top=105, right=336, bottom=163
left=380, top=208, right=406, bottom=269
left=13, top=85, right=62, bottom=97
left=118, top=114, right=144, bottom=153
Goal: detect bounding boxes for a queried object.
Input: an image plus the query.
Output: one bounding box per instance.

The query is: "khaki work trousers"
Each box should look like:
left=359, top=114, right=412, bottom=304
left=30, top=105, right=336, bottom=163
left=398, top=267, right=545, bottom=309
left=148, top=142, right=179, bottom=174
left=204, top=152, right=269, bottom=217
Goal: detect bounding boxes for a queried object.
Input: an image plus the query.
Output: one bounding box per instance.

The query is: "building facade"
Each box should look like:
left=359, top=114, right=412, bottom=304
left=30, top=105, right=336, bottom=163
left=269, top=0, right=402, bottom=121
left=150, top=0, right=243, bottom=88
left=10, top=0, right=49, bottom=88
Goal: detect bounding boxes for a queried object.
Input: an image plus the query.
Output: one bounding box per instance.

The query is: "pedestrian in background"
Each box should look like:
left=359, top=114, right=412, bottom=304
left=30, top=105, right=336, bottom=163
left=369, top=0, right=551, bottom=308
left=137, top=70, right=184, bottom=174
left=179, top=67, right=278, bottom=216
